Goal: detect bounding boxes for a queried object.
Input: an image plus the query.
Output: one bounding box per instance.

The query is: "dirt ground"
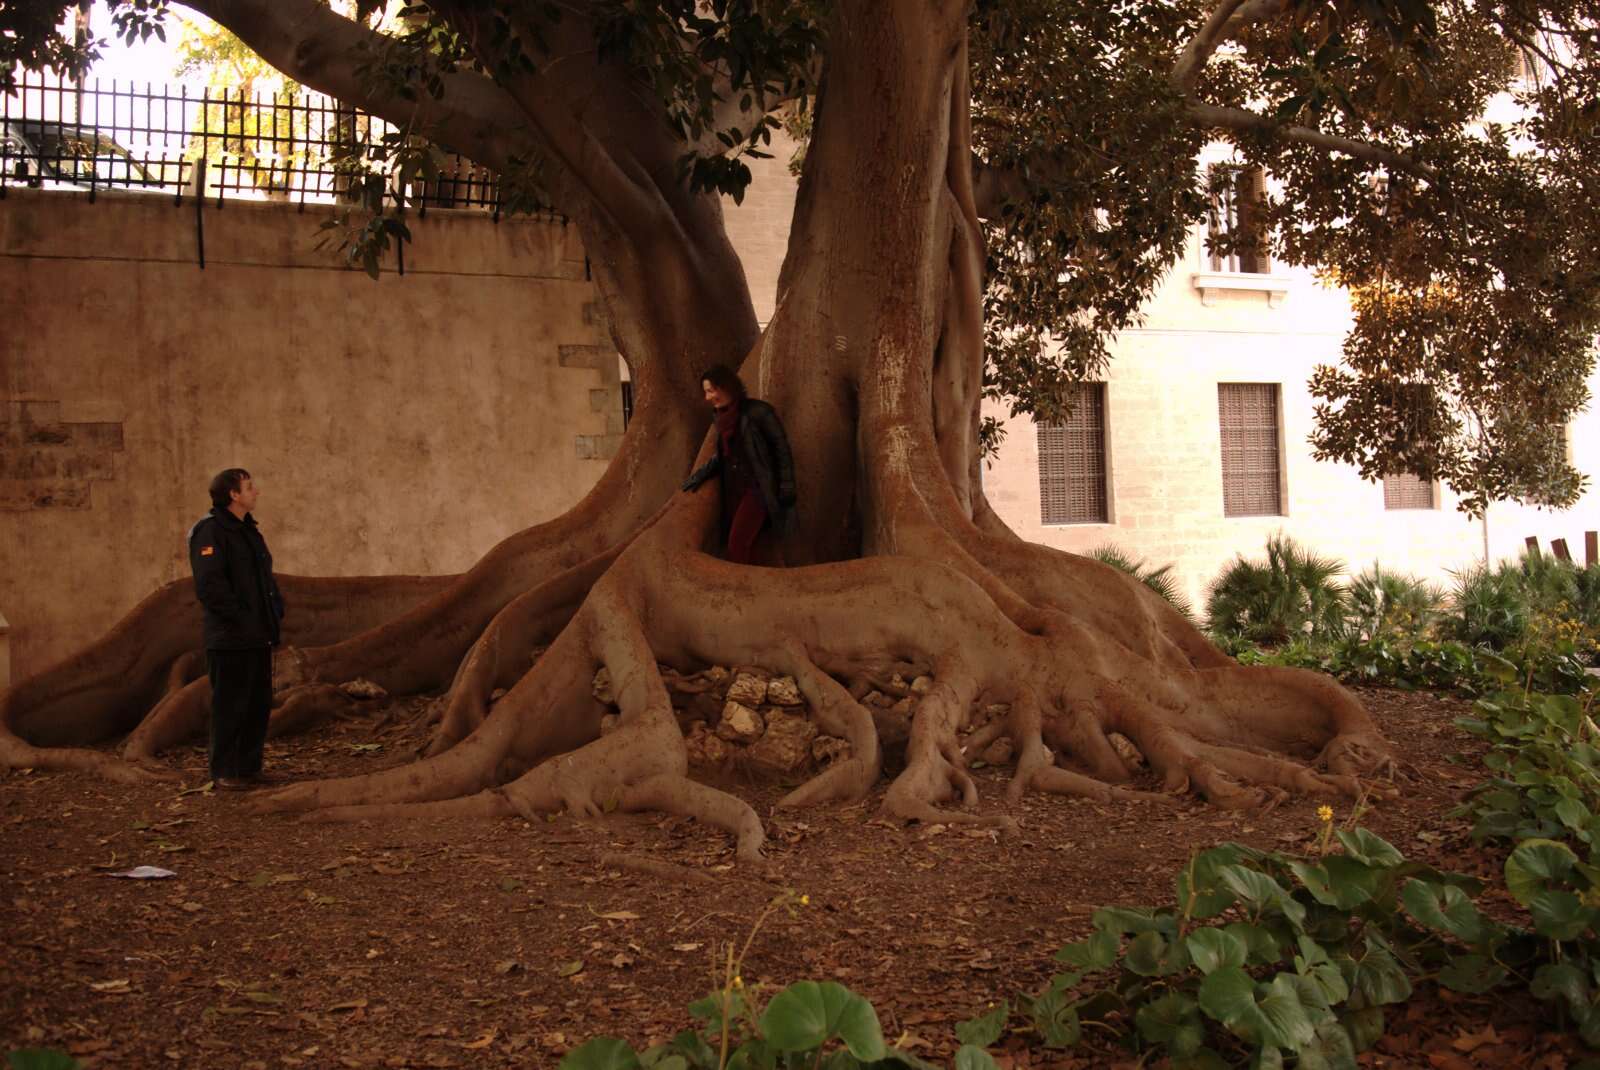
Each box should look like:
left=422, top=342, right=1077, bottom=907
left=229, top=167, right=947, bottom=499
left=2, top=687, right=1589, bottom=1069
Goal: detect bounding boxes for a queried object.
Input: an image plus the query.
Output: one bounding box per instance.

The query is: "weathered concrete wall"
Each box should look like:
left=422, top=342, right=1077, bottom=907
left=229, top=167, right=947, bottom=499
left=0, top=187, right=619, bottom=680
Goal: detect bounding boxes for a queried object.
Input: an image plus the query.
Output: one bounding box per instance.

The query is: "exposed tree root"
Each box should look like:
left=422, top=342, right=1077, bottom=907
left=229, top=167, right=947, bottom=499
left=0, top=573, right=449, bottom=781
left=212, top=484, right=1395, bottom=866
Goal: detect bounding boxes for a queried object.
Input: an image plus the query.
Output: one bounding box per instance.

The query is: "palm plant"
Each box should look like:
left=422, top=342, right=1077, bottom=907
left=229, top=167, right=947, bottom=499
left=1205, top=534, right=1348, bottom=645
left=1346, top=563, right=1444, bottom=641
left=1088, top=545, right=1196, bottom=622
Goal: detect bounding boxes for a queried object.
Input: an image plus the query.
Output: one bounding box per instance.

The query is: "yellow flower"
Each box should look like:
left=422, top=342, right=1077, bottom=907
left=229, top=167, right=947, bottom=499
left=799, top=894, right=810, bottom=906
left=733, top=976, right=744, bottom=988
left=1317, top=805, right=1334, bottom=823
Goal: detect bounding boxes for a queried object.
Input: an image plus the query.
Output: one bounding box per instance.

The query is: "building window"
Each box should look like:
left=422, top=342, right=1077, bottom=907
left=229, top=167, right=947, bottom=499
left=1207, top=165, right=1271, bottom=274
left=1218, top=383, right=1282, bottom=516
left=1382, top=471, right=1435, bottom=510
left=1038, top=384, right=1109, bottom=524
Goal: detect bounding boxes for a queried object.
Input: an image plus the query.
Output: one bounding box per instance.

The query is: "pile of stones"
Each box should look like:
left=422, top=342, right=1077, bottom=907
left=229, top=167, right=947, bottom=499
left=590, top=665, right=851, bottom=776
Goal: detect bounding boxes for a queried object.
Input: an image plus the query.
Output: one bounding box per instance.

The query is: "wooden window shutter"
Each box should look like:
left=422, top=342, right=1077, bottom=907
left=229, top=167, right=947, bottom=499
left=1038, top=384, right=1108, bottom=524
left=1383, top=472, right=1435, bottom=509
left=1218, top=383, right=1282, bottom=516
left=1234, top=167, right=1270, bottom=274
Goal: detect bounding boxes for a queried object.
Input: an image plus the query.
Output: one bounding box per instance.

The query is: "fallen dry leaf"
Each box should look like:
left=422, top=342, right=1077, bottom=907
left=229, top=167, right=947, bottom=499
left=462, top=1029, right=498, bottom=1050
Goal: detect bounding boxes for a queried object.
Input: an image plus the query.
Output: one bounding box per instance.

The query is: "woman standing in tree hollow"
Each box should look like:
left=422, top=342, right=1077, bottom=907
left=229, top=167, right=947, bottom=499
left=681, top=364, right=797, bottom=564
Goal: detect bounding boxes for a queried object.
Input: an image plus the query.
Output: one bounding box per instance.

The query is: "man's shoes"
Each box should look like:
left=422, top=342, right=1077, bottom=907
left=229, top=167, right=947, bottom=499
left=213, top=776, right=254, bottom=791
left=246, top=771, right=291, bottom=785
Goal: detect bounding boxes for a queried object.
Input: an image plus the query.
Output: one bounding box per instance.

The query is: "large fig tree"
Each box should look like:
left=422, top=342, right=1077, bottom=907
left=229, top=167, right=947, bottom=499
left=6, top=0, right=1599, bottom=857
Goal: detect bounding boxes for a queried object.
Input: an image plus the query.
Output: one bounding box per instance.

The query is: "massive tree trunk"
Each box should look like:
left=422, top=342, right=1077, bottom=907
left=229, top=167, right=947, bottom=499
left=0, top=1, right=1393, bottom=852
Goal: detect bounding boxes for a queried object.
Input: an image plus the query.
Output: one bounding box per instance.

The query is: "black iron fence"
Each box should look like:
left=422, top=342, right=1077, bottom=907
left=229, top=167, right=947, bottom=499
left=1, top=71, right=542, bottom=216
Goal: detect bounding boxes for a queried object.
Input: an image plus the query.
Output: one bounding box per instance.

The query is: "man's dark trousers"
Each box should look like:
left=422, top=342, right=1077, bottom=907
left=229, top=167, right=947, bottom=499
left=207, top=648, right=272, bottom=779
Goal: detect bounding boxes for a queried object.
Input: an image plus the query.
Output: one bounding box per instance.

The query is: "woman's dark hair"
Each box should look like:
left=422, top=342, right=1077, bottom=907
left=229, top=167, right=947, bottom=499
left=699, top=364, right=747, bottom=402
left=209, top=468, right=251, bottom=509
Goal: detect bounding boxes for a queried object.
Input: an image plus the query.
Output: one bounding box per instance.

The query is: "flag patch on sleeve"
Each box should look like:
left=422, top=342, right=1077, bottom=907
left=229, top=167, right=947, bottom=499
left=200, top=546, right=215, bottom=556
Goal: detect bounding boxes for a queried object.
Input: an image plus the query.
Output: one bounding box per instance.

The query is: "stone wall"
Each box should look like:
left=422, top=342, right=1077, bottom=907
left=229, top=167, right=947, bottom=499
left=0, top=187, right=619, bottom=680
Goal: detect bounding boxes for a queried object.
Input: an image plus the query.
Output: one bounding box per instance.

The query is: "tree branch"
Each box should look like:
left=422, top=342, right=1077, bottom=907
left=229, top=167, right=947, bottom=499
left=429, top=1, right=667, bottom=238
left=1187, top=102, right=1437, bottom=178
left=1171, top=0, right=1251, bottom=94
left=180, top=0, right=532, bottom=183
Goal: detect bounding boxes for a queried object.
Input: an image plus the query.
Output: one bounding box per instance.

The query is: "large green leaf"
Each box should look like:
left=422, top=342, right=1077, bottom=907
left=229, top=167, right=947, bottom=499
left=1054, top=929, right=1119, bottom=970
left=1198, top=966, right=1257, bottom=1026
left=1334, top=829, right=1404, bottom=868
left=1529, top=889, right=1595, bottom=940
left=1436, top=953, right=1508, bottom=994
left=760, top=982, right=885, bottom=1060
left=1135, top=992, right=1205, bottom=1058
left=1531, top=962, right=1590, bottom=1015
left=1177, top=846, right=1244, bottom=919
left=1254, top=974, right=1317, bottom=1050
left=1296, top=1020, right=1359, bottom=1070
left=1125, top=930, right=1190, bottom=976
left=1092, top=906, right=1172, bottom=936
left=1219, top=866, right=1306, bottom=929
left=1505, top=839, right=1580, bottom=905
left=561, top=1038, right=642, bottom=1070
left=1226, top=922, right=1282, bottom=964
left=1340, top=1007, right=1384, bottom=1052
left=1400, top=880, right=1488, bottom=943
left=951, top=1046, right=998, bottom=1070
left=954, top=1001, right=1008, bottom=1048
left=1027, top=987, right=1081, bottom=1048
left=6, top=1054, right=81, bottom=1070
left=1187, top=928, right=1248, bottom=974
left=1349, top=943, right=1411, bottom=1007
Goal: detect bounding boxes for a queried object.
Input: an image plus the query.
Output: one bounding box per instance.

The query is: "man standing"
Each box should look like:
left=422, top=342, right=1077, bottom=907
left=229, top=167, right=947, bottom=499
left=188, top=468, right=286, bottom=790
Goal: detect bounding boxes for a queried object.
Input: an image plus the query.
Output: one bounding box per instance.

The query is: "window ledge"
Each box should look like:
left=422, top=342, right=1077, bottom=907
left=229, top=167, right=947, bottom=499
left=1192, top=271, right=1292, bottom=308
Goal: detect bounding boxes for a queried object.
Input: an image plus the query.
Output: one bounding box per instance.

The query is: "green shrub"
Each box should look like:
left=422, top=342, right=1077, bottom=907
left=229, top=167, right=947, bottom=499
left=1088, top=545, right=1195, bottom=621
left=1455, top=681, right=1600, bottom=847
left=1206, top=535, right=1347, bottom=645
left=1345, top=563, right=1443, bottom=642
left=1444, top=564, right=1530, bottom=650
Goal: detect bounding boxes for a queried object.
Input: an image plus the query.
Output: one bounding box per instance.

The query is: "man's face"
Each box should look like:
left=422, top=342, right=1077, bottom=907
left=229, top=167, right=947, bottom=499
left=231, top=477, right=260, bottom=513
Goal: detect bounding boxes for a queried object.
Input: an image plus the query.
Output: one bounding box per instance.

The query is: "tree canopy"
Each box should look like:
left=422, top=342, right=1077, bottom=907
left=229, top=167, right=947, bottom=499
left=8, top=0, right=1600, bottom=514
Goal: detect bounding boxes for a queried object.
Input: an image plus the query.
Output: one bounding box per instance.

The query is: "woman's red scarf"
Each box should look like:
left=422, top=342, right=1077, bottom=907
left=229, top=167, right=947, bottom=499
left=714, top=402, right=741, bottom=451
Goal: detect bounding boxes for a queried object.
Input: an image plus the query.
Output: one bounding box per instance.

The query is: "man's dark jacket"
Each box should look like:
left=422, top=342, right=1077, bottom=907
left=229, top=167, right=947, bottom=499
left=682, top=399, right=797, bottom=531
left=187, top=508, right=285, bottom=650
